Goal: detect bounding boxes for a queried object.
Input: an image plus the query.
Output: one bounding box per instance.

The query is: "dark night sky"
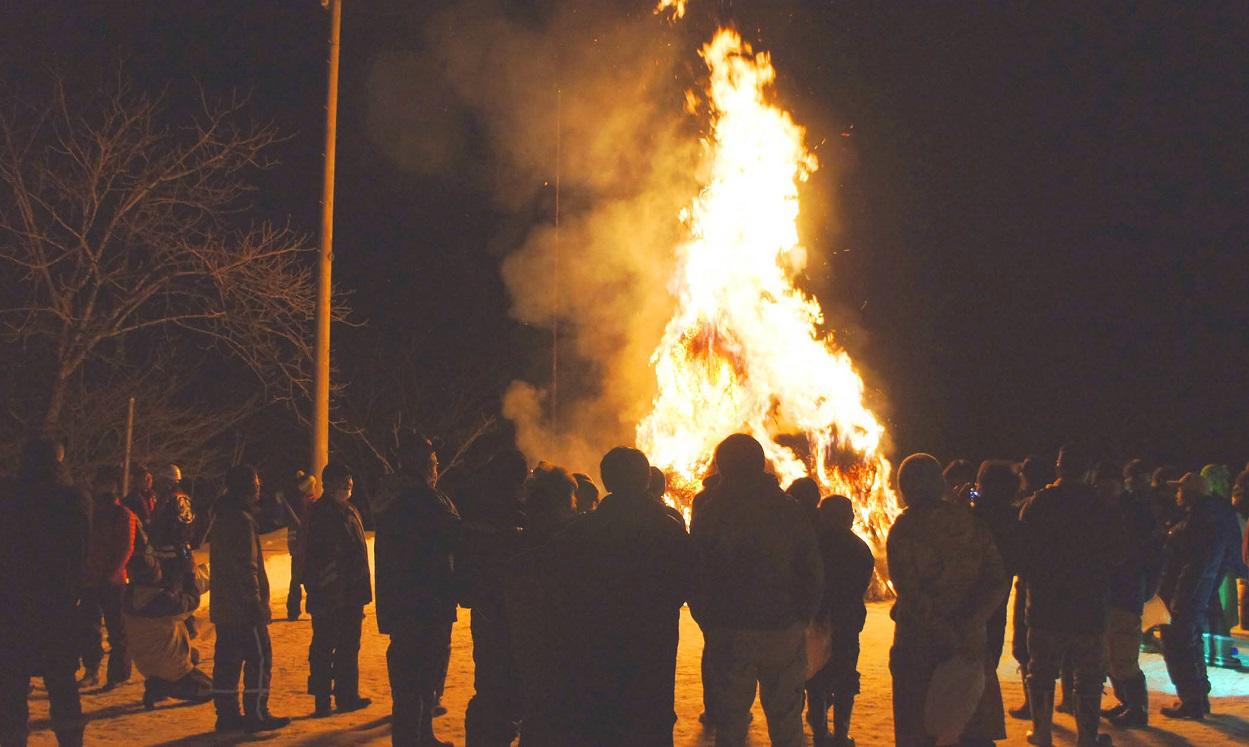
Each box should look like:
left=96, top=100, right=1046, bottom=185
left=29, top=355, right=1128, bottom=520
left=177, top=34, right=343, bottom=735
left=3, top=1, right=1247, bottom=469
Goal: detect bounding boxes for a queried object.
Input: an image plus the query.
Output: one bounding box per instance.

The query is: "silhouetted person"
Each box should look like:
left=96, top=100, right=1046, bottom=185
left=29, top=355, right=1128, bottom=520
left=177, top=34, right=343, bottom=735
left=805, top=495, right=873, bottom=747
left=460, top=449, right=527, bottom=747
left=305, top=462, right=372, bottom=716
left=122, top=464, right=156, bottom=529
left=375, top=437, right=458, bottom=747
left=0, top=437, right=89, bottom=747
left=1098, top=460, right=1161, bottom=728
left=1008, top=454, right=1055, bottom=720
left=123, top=527, right=212, bottom=710
left=1157, top=472, right=1244, bottom=719
left=690, top=434, right=823, bottom=747
left=281, top=469, right=318, bottom=621
left=573, top=472, right=599, bottom=514
left=787, top=476, right=821, bottom=524
left=648, top=466, right=685, bottom=526
left=888, top=453, right=1008, bottom=747
left=1150, top=466, right=1181, bottom=528
left=943, top=459, right=976, bottom=505
left=209, top=464, right=289, bottom=734
left=963, top=460, right=1022, bottom=745
left=508, top=463, right=580, bottom=746
left=1201, top=463, right=1242, bottom=635
left=567, top=447, right=691, bottom=746
left=78, top=465, right=137, bottom=689
left=1017, top=444, right=1115, bottom=746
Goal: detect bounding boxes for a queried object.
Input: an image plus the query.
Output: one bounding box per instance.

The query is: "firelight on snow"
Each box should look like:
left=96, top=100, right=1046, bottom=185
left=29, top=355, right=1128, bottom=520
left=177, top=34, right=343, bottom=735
left=635, top=28, right=901, bottom=592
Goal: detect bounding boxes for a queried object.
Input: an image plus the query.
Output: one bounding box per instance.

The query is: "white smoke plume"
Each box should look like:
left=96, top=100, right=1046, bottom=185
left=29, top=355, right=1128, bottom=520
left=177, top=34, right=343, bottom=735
left=366, top=1, right=703, bottom=474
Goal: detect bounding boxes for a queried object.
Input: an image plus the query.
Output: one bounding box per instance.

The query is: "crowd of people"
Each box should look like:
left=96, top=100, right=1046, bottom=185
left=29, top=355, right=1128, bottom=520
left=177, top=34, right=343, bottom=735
left=1, top=433, right=1247, bottom=747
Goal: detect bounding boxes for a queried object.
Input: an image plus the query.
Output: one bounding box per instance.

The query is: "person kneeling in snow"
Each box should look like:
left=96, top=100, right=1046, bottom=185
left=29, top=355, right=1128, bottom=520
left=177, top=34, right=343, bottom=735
left=123, top=529, right=212, bottom=710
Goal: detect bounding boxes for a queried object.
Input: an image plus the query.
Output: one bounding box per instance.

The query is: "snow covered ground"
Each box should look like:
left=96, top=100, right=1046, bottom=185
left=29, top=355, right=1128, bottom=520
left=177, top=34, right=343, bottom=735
left=24, top=531, right=1249, bottom=745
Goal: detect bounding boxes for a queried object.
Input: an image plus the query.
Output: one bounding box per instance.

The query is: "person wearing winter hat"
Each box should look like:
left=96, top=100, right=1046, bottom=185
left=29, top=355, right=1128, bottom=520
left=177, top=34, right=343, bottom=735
left=282, top=470, right=319, bottom=621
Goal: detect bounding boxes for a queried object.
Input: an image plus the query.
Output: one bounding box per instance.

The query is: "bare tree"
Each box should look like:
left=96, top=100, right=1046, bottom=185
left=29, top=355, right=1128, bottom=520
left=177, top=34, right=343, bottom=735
left=0, top=78, right=334, bottom=438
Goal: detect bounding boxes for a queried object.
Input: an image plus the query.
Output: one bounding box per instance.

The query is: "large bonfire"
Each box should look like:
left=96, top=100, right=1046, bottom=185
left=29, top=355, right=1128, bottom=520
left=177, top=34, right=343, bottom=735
left=635, top=20, right=901, bottom=589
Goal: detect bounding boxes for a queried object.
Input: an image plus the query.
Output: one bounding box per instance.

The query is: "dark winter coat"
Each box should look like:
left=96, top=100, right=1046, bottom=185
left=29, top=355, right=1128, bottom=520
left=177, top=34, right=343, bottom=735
left=455, top=483, right=524, bottom=611
left=690, top=475, right=823, bottom=630
left=816, top=524, right=874, bottom=635
left=1107, top=488, right=1163, bottom=615
left=1159, top=493, right=1245, bottom=623
left=303, top=497, right=372, bottom=615
left=208, top=502, right=271, bottom=626
left=563, top=490, right=691, bottom=742
left=1018, top=479, right=1118, bottom=634
left=374, top=478, right=461, bottom=633
left=0, top=475, right=90, bottom=669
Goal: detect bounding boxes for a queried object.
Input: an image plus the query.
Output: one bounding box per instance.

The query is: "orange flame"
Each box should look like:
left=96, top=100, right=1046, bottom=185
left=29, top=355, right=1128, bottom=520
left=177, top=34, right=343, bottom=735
left=636, top=29, right=900, bottom=592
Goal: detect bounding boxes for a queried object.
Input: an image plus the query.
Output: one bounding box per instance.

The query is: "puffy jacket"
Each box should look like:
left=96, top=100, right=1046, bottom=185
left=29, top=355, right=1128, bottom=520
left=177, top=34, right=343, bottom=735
left=85, top=495, right=138, bottom=586
left=303, top=497, right=372, bottom=614
left=1159, top=493, right=1245, bottom=622
left=690, top=475, right=823, bottom=630
left=124, top=567, right=201, bottom=682
left=374, top=478, right=461, bottom=633
left=208, top=502, right=271, bottom=626
left=1018, top=480, right=1118, bottom=633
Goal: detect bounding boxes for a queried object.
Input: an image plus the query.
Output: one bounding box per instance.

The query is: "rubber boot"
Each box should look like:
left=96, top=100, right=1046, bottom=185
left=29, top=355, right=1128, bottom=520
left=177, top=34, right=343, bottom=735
left=1008, top=674, right=1032, bottom=720
left=806, top=685, right=828, bottom=742
left=1100, top=677, right=1126, bottom=718
left=1108, top=673, right=1147, bottom=728
left=1025, top=682, right=1054, bottom=746
left=831, top=693, right=855, bottom=747
left=1075, top=693, right=1112, bottom=745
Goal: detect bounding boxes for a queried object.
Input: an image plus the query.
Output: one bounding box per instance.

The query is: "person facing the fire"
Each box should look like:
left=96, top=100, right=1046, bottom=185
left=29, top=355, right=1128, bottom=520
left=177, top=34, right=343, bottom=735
left=887, top=452, right=1009, bottom=747
left=690, top=433, right=823, bottom=747
left=805, top=494, right=874, bottom=747
left=209, top=464, right=289, bottom=734
left=565, top=446, right=691, bottom=746
left=374, top=436, right=459, bottom=747
left=304, top=462, right=372, bottom=717
left=0, top=437, right=90, bottom=747
left=458, top=449, right=527, bottom=747
left=1017, top=444, right=1116, bottom=746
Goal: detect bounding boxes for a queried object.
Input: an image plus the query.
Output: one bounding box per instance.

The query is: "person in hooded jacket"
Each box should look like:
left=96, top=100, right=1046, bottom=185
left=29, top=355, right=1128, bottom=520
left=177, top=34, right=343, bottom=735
left=691, top=434, right=823, bottom=747
left=460, top=450, right=527, bottom=747
left=77, top=465, right=138, bottom=689
left=0, top=437, right=90, bottom=747
left=565, top=447, right=691, bottom=747
left=209, top=464, right=289, bottom=734
left=805, top=495, right=874, bottom=747
left=1157, top=472, right=1246, bottom=719
left=375, top=437, right=459, bottom=747
left=304, top=462, right=372, bottom=717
